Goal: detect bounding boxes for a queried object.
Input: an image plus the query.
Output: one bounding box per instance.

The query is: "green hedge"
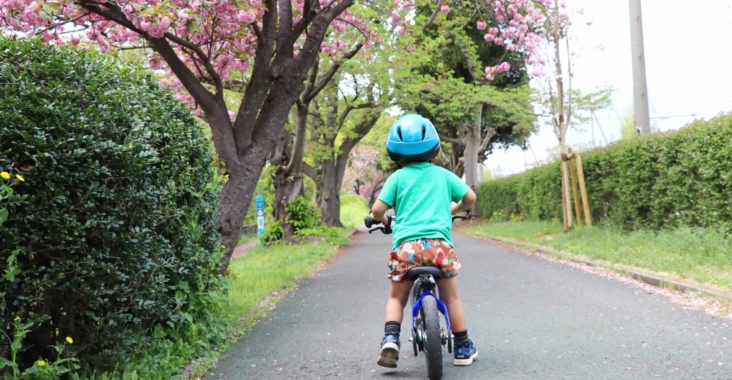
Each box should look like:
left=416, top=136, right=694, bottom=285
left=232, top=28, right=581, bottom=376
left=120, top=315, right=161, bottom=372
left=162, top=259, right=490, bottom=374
left=0, top=38, right=224, bottom=373
left=478, top=113, right=732, bottom=231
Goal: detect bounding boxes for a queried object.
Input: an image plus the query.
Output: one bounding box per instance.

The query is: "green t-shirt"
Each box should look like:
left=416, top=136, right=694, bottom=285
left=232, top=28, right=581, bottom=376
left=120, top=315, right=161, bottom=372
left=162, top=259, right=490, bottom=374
left=378, top=162, right=470, bottom=250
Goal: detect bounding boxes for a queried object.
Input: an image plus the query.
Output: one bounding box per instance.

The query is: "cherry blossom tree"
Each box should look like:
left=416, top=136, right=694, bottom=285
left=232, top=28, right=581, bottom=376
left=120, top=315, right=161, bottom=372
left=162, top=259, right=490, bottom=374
left=0, top=0, right=377, bottom=272
left=528, top=0, right=596, bottom=230
left=342, top=145, right=391, bottom=208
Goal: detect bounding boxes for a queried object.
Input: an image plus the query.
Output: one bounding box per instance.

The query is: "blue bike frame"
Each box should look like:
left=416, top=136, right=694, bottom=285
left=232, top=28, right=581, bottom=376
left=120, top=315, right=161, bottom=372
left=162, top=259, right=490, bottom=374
left=411, top=288, right=451, bottom=336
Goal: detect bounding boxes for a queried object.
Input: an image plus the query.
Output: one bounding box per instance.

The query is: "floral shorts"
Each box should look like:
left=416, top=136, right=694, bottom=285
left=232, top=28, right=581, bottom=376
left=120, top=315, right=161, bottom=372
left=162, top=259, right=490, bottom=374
left=387, top=238, right=461, bottom=282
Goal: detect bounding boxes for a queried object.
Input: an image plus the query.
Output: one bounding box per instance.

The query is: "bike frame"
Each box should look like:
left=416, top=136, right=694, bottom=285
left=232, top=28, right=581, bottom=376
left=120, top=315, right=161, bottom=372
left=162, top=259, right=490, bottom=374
left=410, top=276, right=451, bottom=336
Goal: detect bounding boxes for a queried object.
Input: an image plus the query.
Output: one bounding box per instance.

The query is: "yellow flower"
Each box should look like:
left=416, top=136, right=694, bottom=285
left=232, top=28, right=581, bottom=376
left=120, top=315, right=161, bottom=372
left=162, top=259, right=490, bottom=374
left=220, top=245, right=226, bottom=249
left=14, top=316, right=20, bottom=321
left=0, top=172, right=9, bottom=179
left=37, top=360, right=46, bottom=367
left=15, top=174, right=24, bottom=182
left=66, top=337, right=73, bottom=344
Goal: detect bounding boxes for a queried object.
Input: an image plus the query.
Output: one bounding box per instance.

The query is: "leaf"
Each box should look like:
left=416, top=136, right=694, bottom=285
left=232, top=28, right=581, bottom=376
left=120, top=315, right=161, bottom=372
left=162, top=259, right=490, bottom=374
left=0, top=208, right=7, bottom=227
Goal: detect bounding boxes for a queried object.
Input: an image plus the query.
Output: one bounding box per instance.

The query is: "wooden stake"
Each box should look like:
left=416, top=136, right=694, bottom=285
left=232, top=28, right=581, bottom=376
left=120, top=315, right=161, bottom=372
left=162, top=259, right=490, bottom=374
left=568, top=148, right=582, bottom=226
left=576, top=151, right=593, bottom=227
left=561, top=176, right=567, bottom=229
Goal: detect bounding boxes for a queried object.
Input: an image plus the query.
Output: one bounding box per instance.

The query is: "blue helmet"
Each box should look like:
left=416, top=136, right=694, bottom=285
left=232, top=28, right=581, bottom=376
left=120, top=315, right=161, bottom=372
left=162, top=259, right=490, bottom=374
left=386, top=114, right=441, bottom=163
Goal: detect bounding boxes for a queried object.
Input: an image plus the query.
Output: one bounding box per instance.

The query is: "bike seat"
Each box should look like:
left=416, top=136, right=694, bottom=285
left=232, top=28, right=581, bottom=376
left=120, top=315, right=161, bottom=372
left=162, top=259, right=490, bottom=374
left=406, top=266, right=443, bottom=281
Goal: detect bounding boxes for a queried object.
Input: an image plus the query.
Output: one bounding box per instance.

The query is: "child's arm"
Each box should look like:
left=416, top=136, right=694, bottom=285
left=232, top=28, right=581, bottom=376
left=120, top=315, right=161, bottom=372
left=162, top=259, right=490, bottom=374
left=451, top=189, right=476, bottom=216
left=370, top=200, right=391, bottom=225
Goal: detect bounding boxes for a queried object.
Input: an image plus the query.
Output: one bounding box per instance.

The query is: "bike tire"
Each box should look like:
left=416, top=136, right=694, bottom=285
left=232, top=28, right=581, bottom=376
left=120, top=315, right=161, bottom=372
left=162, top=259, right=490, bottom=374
left=421, top=295, right=443, bottom=380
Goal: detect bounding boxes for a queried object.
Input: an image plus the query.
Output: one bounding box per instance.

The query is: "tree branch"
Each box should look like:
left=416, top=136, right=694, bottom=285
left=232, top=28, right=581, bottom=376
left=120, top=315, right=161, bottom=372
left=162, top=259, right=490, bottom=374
left=304, top=42, right=363, bottom=102
left=232, top=0, right=278, bottom=154
left=82, top=2, right=220, bottom=115
left=303, top=162, right=317, bottom=181
left=250, top=22, right=264, bottom=45
left=164, top=32, right=223, bottom=95
left=438, top=132, right=464, bottom=144
left=423, top=0, right=444, bottom=31
left=478, top=127, right=497, bottom=153
left=277, top=0, right=294, bottom=57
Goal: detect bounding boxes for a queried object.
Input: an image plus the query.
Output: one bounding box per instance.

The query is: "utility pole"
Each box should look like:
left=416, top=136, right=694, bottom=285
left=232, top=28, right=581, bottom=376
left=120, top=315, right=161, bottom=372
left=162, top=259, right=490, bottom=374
left=629, top=0, right=651, bottom=134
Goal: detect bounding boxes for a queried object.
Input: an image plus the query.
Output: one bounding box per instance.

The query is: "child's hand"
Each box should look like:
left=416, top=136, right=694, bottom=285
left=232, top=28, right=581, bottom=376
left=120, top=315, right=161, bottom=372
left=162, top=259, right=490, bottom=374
left=370, top=212, right=389, bottom=225
left=450, top=202, right=459, bottom=215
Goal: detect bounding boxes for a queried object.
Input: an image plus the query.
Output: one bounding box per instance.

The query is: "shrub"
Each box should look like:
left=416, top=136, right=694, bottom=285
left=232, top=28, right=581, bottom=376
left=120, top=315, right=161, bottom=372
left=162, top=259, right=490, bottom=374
left=477, top=113, right=732, bottom=232
left=286, top=196, right=321, bottom=231
left=340, top=193, right=370, bottom=228
left=0, top=38, right=223, bottom=373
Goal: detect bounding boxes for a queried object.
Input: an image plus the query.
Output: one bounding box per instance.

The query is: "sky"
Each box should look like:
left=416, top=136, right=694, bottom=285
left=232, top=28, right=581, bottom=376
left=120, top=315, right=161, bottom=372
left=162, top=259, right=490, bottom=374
left=486, top=0, right=732, bottom=177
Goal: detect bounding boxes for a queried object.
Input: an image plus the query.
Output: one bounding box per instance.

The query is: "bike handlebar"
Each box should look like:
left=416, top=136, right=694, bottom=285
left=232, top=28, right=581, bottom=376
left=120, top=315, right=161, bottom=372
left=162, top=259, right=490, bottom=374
left=365, top=214, right=469, bottom=234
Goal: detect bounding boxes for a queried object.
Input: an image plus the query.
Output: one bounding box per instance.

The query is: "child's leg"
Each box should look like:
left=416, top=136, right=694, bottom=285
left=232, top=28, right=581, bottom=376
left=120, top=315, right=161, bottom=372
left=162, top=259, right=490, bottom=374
left=436, top=276, right=466, bottom=332
left=378, top=280, right=413, bottom=368
left=438, top=276, right=478, bottom=365
left=385, top=280, right=413, bottom=323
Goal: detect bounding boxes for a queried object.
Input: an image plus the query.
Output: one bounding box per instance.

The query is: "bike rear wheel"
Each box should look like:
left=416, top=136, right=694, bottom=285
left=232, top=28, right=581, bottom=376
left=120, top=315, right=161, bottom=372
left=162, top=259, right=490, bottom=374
left=421, top=295, right=443, bottom=380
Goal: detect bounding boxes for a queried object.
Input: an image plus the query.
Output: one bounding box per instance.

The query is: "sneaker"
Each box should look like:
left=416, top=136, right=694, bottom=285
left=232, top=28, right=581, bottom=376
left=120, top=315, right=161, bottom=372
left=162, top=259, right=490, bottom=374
left=453, top=339, right=478, bottom=366
left=377, top=334, right=400, bottom=368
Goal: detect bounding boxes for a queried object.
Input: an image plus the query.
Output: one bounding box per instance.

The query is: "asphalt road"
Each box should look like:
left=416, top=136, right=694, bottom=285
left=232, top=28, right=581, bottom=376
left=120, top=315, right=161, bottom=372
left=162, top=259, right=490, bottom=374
left=212, top=231, right=732, bottom=379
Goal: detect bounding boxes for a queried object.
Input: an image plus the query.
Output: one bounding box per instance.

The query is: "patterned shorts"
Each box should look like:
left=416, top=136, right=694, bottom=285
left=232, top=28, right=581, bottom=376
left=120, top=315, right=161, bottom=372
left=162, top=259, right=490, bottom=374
left=387, top=238, right=461, bottom=282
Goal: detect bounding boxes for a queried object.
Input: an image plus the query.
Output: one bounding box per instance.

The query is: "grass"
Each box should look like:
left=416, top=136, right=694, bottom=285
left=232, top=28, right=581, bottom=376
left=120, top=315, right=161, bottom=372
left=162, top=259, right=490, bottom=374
left=237, top=232, right=258, bottom=246
left=463, top=221, right=732, bottom=289
left=463, top=220, right=563, bottom=240
left=225, top=239, right=343, bottom=321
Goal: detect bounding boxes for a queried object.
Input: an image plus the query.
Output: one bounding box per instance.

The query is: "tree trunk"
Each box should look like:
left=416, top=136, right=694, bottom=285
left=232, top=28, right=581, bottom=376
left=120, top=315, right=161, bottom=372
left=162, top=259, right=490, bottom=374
left=218, top=150, right=268, bottom=273
left=463, top=104, right=484, bottom=215
left=271, top=103, right=309, bottom=240
left=316, top=159, right=343, bottom=227
left=553, top=0, right=573, bottom=232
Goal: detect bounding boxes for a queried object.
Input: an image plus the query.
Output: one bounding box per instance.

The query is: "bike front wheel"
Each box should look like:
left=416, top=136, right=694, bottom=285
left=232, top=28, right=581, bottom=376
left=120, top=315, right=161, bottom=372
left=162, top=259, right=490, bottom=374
left=421, top=295, right=443, bottom=380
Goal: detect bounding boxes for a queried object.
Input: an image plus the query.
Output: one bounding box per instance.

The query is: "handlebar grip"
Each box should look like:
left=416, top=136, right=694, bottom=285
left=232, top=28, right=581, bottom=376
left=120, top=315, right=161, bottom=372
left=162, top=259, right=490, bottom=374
left=365, top=215, right=393, bottom=228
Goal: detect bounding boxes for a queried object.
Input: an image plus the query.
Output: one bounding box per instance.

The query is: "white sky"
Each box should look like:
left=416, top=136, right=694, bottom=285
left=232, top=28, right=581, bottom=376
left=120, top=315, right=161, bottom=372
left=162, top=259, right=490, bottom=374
left=487, top=0, right=732, bottom=177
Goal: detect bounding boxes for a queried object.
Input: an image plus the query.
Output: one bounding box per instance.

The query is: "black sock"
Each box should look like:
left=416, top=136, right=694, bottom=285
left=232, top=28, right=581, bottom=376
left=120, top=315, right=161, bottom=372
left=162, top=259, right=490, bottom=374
left=453, top=330, right=469, bottom=347
left=385, top=321, right=401, bottom=337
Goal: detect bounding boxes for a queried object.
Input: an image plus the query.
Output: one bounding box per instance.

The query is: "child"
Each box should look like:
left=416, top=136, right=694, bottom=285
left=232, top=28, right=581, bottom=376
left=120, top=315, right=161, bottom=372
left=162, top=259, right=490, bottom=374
left=369, top=114, right=478, bottom=368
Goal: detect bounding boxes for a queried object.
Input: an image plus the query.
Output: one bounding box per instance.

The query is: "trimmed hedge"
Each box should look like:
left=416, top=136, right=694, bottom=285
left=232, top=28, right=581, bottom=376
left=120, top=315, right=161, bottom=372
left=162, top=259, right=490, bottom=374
left=0, top=38, right=224, bottom=372
left=478, top=113, right=732, bottom=231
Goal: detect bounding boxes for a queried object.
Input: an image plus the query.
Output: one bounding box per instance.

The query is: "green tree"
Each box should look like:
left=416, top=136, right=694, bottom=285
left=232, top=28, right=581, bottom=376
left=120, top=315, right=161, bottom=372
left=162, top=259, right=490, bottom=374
left=392, top=0, right=537, bottom=198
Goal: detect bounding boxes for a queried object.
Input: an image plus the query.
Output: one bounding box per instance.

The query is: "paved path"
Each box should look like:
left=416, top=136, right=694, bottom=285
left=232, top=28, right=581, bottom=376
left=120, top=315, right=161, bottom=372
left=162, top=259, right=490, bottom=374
left=212, top=231, right=731, bottom=379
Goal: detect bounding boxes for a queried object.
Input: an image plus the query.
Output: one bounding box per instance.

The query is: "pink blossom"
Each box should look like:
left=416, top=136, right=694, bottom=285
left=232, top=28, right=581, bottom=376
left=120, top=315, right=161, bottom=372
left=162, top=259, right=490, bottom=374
left=489, top=27, right=499, bottom=36
left=236, top=10, right=256, bottom=24
left=577, top=8, right=585, bottom=15
left=228, top=111, right=236, bottom=120
left=559, top=12, right=568, bottom=19
left=494, top=38, right=503, bottom=45
left=440, top=5, right=449, bottom=13
left=560, top=1, right=567, bottom=8
left=484, top=34, right=494, bottom=42
left=70, top=36, right=81, bottom=45
left=477, top=21, right=487, bottom=30
left=391, top=10, right=401, bottom=24
left=586, top=19, right=593, bottom=25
